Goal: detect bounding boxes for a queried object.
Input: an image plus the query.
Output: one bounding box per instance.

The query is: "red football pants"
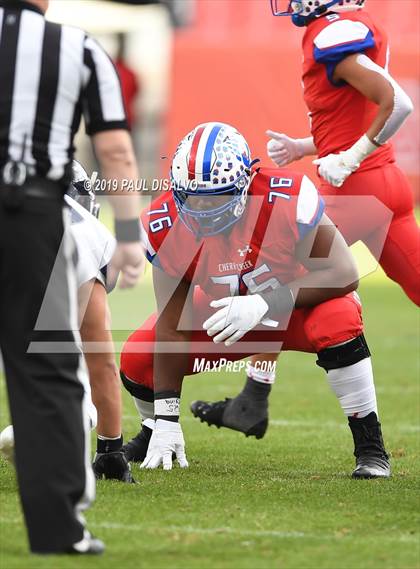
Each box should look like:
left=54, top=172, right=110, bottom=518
left=121, top=289, right=364, bottom=390
left=320, top=164, right=420, bottom=306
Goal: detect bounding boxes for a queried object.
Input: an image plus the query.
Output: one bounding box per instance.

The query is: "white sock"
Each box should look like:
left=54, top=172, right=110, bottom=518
left=326, top=358, right=378, bottom=418
left=97, top=434, right=121, bottom=441
left=134, top=397, right=154, bottom=421
left=87, top=399, right=98, bottom=431
left=246, top=362, right=276, bottom=385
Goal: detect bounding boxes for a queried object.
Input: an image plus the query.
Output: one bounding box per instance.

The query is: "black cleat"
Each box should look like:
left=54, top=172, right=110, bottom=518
left=122, top=424, right=153, bottom=463
left=190, top=395, right=268, bottom=439
left=92, top=451, right=135, bottom=483
left=349, top=412, right=391, bottom=479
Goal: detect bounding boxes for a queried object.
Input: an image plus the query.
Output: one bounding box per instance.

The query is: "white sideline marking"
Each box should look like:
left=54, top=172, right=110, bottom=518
left=89, top=523, right=420, bottom=544
left=122, top=415, right=420, bottom=433
left=0, top=518, right=418, bottom=544
left=94, top=522, right=307, bottom=539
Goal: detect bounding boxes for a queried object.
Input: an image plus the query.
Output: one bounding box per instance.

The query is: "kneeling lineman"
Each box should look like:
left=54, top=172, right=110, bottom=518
left=120, top=122, right=390, bottom=479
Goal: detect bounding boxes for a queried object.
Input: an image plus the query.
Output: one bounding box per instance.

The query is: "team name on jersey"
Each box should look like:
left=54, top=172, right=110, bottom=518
left=218, top=260, right=253, bottom=273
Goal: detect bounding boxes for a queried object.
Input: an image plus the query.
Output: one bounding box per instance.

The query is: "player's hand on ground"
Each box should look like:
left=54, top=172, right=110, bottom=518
left=203, top=295, right=269, bottom=346
left=140, top=419, right=188, bottom=470
left=108, top=242, right=145, bottom=289
left=313, top=153, right=355, bottom=188
left=266, top=130, right=304, bottom=166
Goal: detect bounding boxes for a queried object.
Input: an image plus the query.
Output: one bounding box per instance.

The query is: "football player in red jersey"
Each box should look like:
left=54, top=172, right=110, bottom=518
left=192, top=0, right=419, bottom=455
left=120, top=122, right=390, bottom=478
left=267, top=0, right=418, bottom=304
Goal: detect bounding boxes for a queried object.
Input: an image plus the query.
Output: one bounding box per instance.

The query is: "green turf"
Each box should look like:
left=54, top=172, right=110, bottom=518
left=0, top=274, right=419, bottom=568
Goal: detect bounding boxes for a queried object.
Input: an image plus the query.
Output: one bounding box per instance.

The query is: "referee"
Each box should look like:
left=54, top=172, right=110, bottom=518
left=0, top=0, right=144, bottom=555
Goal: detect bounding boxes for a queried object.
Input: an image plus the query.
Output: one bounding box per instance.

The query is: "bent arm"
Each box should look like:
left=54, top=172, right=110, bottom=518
left=333, top=54, right=413, bottom=145
left=291, top=214, right=359, bottom=306
left=261, top=214, right=358, bottom=316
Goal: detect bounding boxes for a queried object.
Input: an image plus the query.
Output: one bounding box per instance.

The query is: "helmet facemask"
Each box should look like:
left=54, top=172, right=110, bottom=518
left=172, top=173, right=250, bottom=237
left=270, top=0, right=365, bottom=27
left=171, top=122, right=252, bottom=238
left=68, top=181, right=100, bottom=219
left=68, top=160, right=100, bottom=219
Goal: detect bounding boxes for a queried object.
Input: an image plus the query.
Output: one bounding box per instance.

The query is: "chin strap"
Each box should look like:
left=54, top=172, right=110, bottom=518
left=249, top=158, right=260, bottom=169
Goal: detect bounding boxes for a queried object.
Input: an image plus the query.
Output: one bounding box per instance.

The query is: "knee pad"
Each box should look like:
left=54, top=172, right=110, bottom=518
left=120, top=371, right=154, bottom=402
left=316, top=334, right=371, bottom=371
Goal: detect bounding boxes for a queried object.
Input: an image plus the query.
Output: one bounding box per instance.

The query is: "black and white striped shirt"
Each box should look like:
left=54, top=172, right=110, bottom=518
left=0, top=0, right=128, bottom=184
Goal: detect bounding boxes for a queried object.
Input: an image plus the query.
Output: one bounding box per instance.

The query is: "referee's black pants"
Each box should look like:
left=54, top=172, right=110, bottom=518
left=0, top=190, right=94, bottom=553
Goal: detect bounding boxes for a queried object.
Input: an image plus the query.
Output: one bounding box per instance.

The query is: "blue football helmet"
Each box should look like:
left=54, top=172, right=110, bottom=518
left=270, top=0, right=365, bottom=27
left=171, top=122, right=253, bottom=237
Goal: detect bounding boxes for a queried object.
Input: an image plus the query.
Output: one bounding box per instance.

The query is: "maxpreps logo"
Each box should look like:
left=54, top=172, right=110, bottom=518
left=193, top=358, right=277, bottom=374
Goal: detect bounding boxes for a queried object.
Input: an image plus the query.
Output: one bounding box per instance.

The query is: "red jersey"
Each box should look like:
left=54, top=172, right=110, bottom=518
left=140, top=168, right=324, bottom=299
left=302, top=10, right=395, bottom=171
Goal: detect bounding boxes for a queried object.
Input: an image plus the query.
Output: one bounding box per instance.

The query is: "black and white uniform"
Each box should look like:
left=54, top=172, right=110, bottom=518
left=0, top=0, right=127, bottom=553
left=66, top=194, right=116, bottom=430
left=0, top=201, right=115, bottom=446
left=66, top=195, right=116, bottom=290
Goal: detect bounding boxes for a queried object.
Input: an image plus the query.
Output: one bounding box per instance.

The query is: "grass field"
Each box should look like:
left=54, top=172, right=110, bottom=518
left=0, top=257, right=419, bottom=568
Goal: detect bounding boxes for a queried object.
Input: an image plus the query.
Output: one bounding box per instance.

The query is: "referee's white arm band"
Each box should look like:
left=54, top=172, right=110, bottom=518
left=356, top=54, right=414, bottom=145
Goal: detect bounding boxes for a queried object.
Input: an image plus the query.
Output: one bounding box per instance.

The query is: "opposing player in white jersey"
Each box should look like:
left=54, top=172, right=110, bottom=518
left=0, top=162, right=134, bottom=483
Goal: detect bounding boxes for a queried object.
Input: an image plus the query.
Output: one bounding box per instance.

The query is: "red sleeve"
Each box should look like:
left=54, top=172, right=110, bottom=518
left=255, top=169, right=324, bottom=246
left=140, top=196, right=174, bottom=267
left=140, top=195, right=196, bottom=281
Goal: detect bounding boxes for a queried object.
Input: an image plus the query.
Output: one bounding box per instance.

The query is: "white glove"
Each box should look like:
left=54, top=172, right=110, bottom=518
left=203, top=295, right=269, bottom=347
left=140, top=419, right=188, bottom=470
left=266, top=130, right=305, bottom=167
left=313, top=153, right=353, bottom=188
left=313, top=135, right=377, bottom=188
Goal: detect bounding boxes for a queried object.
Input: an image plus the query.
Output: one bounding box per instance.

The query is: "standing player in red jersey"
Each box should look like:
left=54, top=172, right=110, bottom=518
left=191, top=0, right=419, bottom=446
left=266, top=0, right=418, bottom=304
left=120, top=122, right=391, bottom=478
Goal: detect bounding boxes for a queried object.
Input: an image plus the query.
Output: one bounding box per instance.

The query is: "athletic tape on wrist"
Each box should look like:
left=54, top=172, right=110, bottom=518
left=342, top=135, right=376, bottom=169
left=154, top=397, right=180, bottom=417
